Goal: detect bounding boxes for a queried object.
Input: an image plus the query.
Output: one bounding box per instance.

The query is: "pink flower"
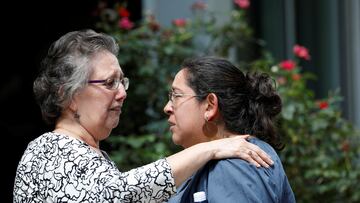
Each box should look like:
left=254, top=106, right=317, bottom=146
left=118, top=17, right=134, bottom=30
left=279, top=60, right=296, bottom=71
left=234, top=0, right=250, bottom=9
left=172, top=18, right=187, bottom=27
left=293, top=44, right=311, bottom=60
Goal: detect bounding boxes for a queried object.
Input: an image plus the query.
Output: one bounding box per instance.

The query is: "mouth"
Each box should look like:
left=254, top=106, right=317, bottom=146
left=110, top=106, right=122, bottom=112
left=167, top=119, right=175, bottom=126
left=168, top=120, right=175, bottom=131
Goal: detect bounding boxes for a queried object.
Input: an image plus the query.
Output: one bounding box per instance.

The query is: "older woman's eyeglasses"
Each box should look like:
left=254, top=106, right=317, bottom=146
left=88, top=77, right=129, bottom=90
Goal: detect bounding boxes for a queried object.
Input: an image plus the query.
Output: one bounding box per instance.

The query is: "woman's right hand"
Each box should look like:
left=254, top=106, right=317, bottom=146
left=209, top=135, right=274, bottom=168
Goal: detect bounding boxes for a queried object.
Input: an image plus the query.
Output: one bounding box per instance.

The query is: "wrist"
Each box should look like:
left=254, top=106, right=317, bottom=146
left=198, top=140, right=217, bottom=161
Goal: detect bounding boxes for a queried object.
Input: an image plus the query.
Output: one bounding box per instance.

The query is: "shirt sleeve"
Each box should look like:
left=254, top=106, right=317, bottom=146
left=100, top=158, right=176, bottom=203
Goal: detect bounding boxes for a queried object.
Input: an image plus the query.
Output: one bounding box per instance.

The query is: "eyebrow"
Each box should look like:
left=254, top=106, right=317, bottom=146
left=104, top=70, right=124, bottom=79
left=171, top=87, right=184, bottom=93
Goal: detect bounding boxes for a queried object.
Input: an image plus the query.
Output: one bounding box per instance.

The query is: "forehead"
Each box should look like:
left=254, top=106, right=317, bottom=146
left=172, top=69, right=192, bottom=91
left=90, top=51, right=123, bottom=77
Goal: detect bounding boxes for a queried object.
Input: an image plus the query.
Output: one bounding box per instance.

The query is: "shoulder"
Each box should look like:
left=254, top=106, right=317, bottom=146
left=19, top=131, right=119, bottom=178
left=168, top=138, right=294, bottom=203
left=248, top=137, right=278, bottom=158
left=208, top=137, right=286, bottom=184
left=14, top=132, right=123, bottom=201
left=203, top=138, right=293, bottom=202
left=210, top=137, right=280, bottom=174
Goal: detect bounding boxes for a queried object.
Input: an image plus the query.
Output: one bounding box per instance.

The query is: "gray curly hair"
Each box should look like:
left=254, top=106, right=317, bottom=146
left=33, top=29, right=119, bottom=125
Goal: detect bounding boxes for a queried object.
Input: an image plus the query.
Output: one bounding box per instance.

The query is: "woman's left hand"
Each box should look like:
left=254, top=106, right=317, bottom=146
left=209, top=135, right=274, bottom=168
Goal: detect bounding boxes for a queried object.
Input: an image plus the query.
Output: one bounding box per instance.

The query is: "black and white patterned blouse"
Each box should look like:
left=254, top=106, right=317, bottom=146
left=13, top=132, right=176, bottom=202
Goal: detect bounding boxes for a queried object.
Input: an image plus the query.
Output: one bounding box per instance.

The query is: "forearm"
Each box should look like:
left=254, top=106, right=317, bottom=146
left=166, top=136, right=273, bottom=187
left=166, top=142, right=213, bottom=187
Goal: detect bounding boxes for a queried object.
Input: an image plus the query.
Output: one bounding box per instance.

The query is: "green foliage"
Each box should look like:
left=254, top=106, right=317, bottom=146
left=252, top=56, right=360, bottom=202
left=95, top=2, right=360, bottom=202
left=106, top=131, right=178, bottom=171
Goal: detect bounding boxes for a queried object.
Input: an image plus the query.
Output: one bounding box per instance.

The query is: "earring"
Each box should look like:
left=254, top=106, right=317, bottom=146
left=203, top=113, right=218, bottom=138
left=74, top=111, right=80, bottom=121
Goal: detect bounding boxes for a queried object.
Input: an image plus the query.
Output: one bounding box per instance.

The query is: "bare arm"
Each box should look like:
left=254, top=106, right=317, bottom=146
left=166, top=135, right=273, bottom=187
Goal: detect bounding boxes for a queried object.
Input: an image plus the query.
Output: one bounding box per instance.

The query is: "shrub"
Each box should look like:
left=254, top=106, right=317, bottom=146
left=95, top=1, right=360, bottom=202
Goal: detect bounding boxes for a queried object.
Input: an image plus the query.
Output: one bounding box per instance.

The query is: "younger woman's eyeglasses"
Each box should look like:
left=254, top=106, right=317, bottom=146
left=168, top=91, right=204, bottom=102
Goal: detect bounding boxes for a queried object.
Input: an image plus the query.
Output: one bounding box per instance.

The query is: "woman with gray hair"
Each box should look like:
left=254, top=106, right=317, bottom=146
left=13, top=29, right=273, bottom=202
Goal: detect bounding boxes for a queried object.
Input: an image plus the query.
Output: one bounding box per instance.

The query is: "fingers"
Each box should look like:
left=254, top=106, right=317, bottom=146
left=211, top=136, right=274, bottom=168
left=239, top=150, right=260, bottom=167
left=248, top=150, right=271, bottom=168
left=234, top=136, right=274, bottom=168
left=249, top=145, right=274, bottom=167
left=239, top=150, right=272, bottom=168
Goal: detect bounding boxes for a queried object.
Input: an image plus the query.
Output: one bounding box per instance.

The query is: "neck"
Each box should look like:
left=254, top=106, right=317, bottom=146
left=211, top=123, right=230, bottom=139
left=54, top=117, right=99, bottom=149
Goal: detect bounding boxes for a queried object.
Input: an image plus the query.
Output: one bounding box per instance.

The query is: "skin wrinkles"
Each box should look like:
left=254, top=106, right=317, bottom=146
left=68, top=51, right=127, bottom=147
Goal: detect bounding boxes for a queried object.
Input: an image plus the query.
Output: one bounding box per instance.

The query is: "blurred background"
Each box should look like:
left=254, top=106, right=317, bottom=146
left=3, top=0, right=359, bottom=202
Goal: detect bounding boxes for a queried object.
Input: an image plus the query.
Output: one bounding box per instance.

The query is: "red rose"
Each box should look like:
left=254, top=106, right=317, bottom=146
left=118, top=7, right=130, bottom=18
left=318, top=101, right=329, bottom=110
left=293, top=44, right=311, bottom=60
left=234, top=0, right=250, bottom=9
left=279, top=60, right=296, bottom=71
left=118, top=17, right=134, bottom=30
left=172, top=18, right=187, bottom=27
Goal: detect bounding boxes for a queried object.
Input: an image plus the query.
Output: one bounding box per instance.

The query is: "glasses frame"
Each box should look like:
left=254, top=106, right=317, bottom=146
left=88, top=77, right=129, bottom=90
left=168, top=91, right=205, bottom=102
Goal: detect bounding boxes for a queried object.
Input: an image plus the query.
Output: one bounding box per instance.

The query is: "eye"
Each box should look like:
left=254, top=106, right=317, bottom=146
left=173, top=93, right=182, bottom=98
left=104, top=78, right=116, bottom=89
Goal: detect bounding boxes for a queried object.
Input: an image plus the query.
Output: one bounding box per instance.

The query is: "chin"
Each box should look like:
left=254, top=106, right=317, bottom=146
left=112, top=121, right=119, bottom=128
left=172, top=135, right=183, bottom=147
left=110, top=117, right=120, bottom=128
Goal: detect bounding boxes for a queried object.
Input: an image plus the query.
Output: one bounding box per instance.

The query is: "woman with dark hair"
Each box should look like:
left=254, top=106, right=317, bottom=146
left=165, top=56, right=295, bottom=202
left=13, top=30, right=273, bottom=202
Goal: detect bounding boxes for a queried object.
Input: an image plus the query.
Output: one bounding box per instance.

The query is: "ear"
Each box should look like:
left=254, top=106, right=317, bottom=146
left=68, top=96, right=78, bottom=112
left=204, top=93, right=219, bottom=121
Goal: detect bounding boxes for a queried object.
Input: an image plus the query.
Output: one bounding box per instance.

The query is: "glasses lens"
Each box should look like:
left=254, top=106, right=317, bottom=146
left=104, top=78, right=117, bottom=89
left=122, top=77, right=129, bottom=90
left=168, top=92, right=172, bottom=101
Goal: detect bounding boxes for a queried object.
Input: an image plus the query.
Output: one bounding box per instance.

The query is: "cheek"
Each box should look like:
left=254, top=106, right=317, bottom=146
left=81, top=93, right=114, bottom=118
left=174, top=111, right=204, bottom=139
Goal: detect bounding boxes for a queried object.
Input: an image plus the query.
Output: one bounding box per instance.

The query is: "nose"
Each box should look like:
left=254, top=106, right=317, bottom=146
left=115, top=85, right=127, bottom=101
left=163, top=100, right=173, bottom=115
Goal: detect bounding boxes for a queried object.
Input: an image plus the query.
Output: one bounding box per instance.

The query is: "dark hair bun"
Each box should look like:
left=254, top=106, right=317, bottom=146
left=246, top=72, right=282, bottom=117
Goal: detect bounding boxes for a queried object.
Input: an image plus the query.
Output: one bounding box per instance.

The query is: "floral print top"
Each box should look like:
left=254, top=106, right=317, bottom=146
left=13, top=132, right=176, bottom=202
